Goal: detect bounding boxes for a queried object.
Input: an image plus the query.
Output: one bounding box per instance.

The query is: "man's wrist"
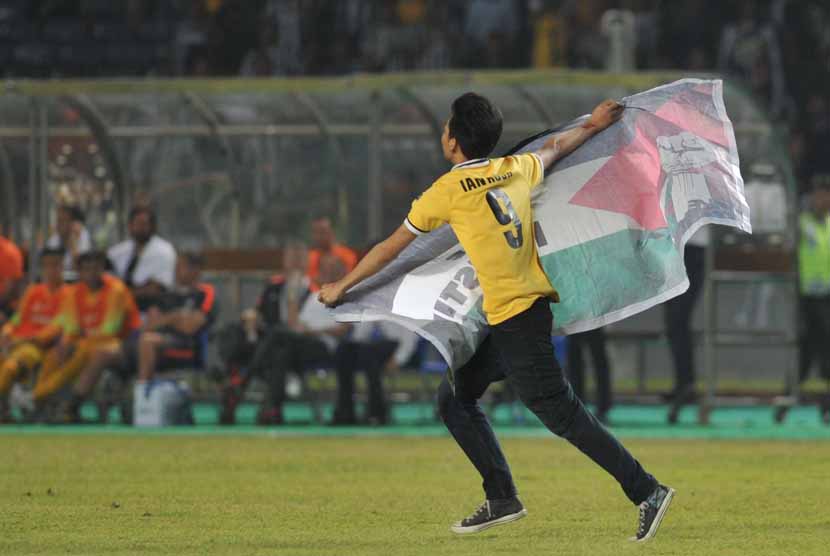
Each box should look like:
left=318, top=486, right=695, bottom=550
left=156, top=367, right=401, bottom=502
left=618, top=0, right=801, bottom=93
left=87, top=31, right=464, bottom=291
left=581, top=121, right=601, bottom=135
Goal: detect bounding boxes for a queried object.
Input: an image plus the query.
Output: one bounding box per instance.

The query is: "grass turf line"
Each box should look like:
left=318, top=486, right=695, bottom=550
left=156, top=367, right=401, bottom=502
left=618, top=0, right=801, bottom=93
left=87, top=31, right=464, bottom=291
left=1, top=436, right=829, bottom=556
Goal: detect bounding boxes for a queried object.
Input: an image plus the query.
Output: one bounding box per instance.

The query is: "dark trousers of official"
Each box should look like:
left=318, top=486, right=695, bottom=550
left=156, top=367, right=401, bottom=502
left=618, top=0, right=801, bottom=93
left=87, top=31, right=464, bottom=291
left=333, top=340, right=397, bottom=422
left=567, top=328, right=612, bottom=416
left=663, top=245, right=705, bottom=394
left=799, top=296, right=830, bottom=383
left=436, top=298, right=658, bottom=505
left=253, top=328, right=332, bottom=407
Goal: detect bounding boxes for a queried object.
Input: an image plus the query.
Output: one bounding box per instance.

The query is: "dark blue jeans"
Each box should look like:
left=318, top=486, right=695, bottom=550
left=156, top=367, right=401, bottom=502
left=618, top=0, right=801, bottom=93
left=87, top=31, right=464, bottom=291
left=437, top=298, right=658, bottom=505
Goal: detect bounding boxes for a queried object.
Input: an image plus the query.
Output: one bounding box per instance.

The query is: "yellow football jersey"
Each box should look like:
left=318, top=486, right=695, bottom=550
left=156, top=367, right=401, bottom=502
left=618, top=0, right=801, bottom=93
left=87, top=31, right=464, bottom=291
left=405, top=153, right=559, bottom=325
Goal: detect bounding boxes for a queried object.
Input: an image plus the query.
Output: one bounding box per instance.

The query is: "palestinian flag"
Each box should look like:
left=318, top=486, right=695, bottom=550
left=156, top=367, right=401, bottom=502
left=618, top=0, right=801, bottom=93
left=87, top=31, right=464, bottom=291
left=334, top=79, right=751, bottom=370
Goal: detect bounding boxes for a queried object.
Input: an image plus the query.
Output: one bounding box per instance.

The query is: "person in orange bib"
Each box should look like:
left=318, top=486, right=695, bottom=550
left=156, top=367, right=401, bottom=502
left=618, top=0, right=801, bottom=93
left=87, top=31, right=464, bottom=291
left=0, top=248, right=70, bottom=422
left=32, top=251, right=140, bottom=421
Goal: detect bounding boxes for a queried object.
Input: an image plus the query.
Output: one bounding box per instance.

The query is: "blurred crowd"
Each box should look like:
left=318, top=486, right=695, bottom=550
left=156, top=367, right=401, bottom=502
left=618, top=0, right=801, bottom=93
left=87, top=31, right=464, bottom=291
left=3, top=0, right=828, bottom=185
left=0, top=205, right=419, bottom=426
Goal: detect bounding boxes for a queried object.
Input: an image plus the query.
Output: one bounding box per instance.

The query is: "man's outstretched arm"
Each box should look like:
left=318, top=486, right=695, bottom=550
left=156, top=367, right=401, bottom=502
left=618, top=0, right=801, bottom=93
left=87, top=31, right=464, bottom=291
left=318, top=224, right=417, bottom=307
left=536, top=99, right=624, bottom=169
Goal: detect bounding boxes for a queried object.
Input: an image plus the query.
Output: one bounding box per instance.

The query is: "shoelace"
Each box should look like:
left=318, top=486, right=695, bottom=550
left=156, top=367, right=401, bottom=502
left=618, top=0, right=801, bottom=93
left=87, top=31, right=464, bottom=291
left=637, top=502, right=650, bottom=536
left=465, top=501, right=491, bottom=524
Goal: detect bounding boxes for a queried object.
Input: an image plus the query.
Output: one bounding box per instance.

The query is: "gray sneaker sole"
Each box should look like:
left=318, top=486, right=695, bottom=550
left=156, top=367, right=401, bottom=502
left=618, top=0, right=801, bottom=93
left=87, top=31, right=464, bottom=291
left=450, top=508, right=528, bottom=535
left=632, top=487, right=675, bottom=542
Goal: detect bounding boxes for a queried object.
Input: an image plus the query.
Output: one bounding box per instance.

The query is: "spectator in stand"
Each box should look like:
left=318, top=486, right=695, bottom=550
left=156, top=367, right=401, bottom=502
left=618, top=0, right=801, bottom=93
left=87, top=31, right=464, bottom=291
left=307, top=215, right=357, bottom=292
left=0, top=248, right=69, bottom=423
left=31, top=251, right=140, bottom=422
left=108, top=206, right=176, bottom=312
left=45, top=204, right=91, bottom=281
left=174, top=0, right=211, bottom=75
left=184, top=44, right=212, bottom=76
left=239, top=16, right=302, bottom=76
left=717, top=0, right=793, bottom=121
left=209, top=0, right=261, bottom=75
left=0, top=219, right=24, bottom=327
left=462, top=0, right=520, bottom=68
left=562, top=0, right=608, bottom=69
left=262, top=0, right=304, bottom=74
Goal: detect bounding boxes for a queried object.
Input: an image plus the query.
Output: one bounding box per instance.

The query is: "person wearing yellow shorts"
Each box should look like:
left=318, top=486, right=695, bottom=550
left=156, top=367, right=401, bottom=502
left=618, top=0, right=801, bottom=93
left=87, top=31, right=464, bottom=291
left=31, top=251, right=140, bottom=422
left=0, top=248, right=69, bottom=422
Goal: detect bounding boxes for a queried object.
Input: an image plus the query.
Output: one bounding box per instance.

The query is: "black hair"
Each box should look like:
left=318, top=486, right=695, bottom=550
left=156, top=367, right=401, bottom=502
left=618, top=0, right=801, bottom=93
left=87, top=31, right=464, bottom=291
left=128, top=205, right=157, bottom=230
left=179, top=250, right=205, bottom=268
left=448, top=92, right=503, bottom=160
left=310, top=212, right=334, bottom=224
left=59, top=204, right=85, bottom=224
left=77, top=250, right=108, bottom=266
left=40, top=247, right=65, bottom=260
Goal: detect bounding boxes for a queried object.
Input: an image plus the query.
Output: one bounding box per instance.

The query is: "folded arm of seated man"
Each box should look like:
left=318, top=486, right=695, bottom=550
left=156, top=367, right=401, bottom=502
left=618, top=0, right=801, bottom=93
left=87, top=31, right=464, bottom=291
left=136, top=252, right=217, bottom=382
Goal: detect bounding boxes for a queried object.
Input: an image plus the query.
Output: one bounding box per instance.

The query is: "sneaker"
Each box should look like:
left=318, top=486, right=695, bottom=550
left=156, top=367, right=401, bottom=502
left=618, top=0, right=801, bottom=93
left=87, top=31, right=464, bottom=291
left=450, top=497, right=527, bottom=535
left=631, top=485, right=675, bottom=542
left=255, top=406, right=284, bottom=426
left=0, top=405, right=13, bottom=424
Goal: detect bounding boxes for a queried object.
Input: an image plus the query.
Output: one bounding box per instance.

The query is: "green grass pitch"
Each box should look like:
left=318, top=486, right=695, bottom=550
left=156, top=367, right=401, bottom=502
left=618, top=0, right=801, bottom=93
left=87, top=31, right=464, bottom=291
left=2, top=435, right=829, bottom=555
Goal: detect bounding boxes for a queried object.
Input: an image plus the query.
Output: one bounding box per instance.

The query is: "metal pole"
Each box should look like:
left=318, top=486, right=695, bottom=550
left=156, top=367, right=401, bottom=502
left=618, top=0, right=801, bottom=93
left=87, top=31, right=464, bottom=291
left=38, top=101, right=49, bottom=254
left=27, top=98, right=39, bottom=278
left=699, top=231, right=717, bottom=425
left=367, top=90, right=382, bottom=241
left=0, top=143, right=17, bottom=242
left=293, top=92, right=348, bottom=240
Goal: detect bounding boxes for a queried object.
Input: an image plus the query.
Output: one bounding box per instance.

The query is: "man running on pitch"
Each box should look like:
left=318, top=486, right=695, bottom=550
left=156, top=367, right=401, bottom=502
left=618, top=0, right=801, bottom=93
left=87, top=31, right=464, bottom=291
left=319, top=93, right=674, bottom=541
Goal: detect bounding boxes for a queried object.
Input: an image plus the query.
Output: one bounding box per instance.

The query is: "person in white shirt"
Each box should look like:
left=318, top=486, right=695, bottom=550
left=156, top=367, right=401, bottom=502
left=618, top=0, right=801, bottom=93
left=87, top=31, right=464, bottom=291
left=107, top=206, right=176, bottom=311
left=253, top=253, right=351, bottom=425
left=45, top=205, right=91, bottom=280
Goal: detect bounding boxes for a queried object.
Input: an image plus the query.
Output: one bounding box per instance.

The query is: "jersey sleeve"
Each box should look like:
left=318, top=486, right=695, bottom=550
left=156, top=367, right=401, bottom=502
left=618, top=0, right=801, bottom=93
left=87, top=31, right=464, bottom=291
left=54, top=288, right=79, bottom=337
left=198, top=284, right=218, bottom=329
left=96, top=285, right=127, bottom=337
left=514, top=153, right=545, bottom=189
left=405, top=181, right=450, bottom=235
left=6, top=287, right=32, bottom=330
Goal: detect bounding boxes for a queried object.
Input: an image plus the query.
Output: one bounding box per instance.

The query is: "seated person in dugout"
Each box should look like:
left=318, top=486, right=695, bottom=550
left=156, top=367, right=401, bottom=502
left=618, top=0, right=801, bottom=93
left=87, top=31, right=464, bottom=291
left=331, top=320, right=419, bottom=426
left=0, top=248, right=70, bottom=422
left=66, top=252, right=216, bottom=422
left=223, top=253, right=352, bottom=425
left=218, top=241, right=310, bottom=424
left=31, top=251, right=140, bottom=422
left=131, top=251, right=217, bottom=382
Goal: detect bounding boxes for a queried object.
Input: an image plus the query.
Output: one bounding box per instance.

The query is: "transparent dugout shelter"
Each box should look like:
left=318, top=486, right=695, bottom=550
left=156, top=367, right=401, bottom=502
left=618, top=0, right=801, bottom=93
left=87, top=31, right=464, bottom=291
left=0, top=70, right=799, bottom=414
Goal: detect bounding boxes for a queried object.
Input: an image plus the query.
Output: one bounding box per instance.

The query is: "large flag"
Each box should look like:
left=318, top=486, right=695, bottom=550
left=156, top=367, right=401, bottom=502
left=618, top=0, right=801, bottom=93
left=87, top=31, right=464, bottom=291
left=334, top=79, right=751, bottom=370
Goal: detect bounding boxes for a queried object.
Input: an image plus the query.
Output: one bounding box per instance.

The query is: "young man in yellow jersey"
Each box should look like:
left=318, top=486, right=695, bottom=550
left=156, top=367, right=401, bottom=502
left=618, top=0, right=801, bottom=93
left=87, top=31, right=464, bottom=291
left=0, top=248, right=69, bottom=422
left=319, top=93, right=673, bottom=541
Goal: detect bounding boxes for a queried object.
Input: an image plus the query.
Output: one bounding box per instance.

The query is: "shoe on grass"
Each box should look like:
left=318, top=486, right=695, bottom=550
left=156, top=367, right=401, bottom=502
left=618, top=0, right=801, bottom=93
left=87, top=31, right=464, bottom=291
left=631, top=484, right=675, bottom=542
left=450, top=497, right=527, bottom=535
